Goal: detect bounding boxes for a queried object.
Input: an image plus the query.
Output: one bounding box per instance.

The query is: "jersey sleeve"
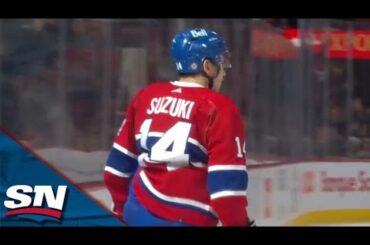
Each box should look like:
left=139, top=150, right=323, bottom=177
left=104, top=95, right=139, bottom=216
left=203, top=97, right=249, bottom=226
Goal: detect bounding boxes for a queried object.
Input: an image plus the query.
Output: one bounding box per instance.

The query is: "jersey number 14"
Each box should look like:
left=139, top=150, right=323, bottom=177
left=139, top=119, right=191, bottom=165
left=139, top=119, right=246, bottom=165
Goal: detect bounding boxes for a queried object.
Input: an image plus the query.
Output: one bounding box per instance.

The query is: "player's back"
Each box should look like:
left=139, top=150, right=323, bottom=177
left=130, top=81, right=244, bottom=226
left=133, top=80, right=216, bottom=165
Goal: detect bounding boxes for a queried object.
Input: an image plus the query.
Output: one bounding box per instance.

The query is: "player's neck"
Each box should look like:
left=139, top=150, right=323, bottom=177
left=178, top=75, right=208, bottom=88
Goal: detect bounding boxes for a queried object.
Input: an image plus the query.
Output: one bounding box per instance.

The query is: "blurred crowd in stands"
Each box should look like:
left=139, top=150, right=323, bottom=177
left=1, top=18, right=369, bottom=159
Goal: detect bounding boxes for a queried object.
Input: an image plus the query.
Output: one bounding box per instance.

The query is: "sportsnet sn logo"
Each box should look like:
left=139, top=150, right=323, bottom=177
left=3, top=185, right=68, bottom=222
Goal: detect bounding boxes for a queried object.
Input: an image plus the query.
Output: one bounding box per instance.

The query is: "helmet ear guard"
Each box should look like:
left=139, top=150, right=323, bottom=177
left=170, top=28, right=231, bottom=75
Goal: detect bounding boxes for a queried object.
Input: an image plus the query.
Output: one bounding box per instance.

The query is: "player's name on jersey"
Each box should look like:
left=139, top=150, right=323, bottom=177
left=147, top=96, right=195, bottom=120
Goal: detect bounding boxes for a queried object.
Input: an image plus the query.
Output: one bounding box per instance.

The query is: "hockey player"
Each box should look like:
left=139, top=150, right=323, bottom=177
left=104, top=28, right=254, bottom=226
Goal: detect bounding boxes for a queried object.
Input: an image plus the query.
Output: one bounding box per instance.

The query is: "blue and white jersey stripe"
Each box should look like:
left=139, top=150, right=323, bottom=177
left=105, top=143, right=138, bottom=177
left=104, top=166, right=131, bottom=178
left=208, top=165, right=248, bottom=200
left=135, top=134, right=208, bottom=165
left=113, top=143, right=137, bottom=159
left=138, top=171, right=217, bottom=218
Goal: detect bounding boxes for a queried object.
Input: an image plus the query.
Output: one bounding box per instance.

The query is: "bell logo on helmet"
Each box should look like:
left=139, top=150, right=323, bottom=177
left=170, top=28, right=230, bottom=74
left=190, top=29, right=208, bottom=38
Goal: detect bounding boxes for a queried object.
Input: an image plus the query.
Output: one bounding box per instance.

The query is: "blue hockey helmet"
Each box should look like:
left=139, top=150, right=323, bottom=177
left=170, top=28, right=231, bottom=74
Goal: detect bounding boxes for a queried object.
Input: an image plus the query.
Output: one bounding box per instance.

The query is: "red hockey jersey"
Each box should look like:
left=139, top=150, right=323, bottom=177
left=104, top=81, right=249, bottom=226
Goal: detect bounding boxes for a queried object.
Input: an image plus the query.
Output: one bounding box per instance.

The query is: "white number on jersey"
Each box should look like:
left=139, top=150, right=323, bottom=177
left=139, top=119, right=191, bottom=166
left=117, top=119, right=126, bottom=136
left=235, top=136, right=246, bottom=158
